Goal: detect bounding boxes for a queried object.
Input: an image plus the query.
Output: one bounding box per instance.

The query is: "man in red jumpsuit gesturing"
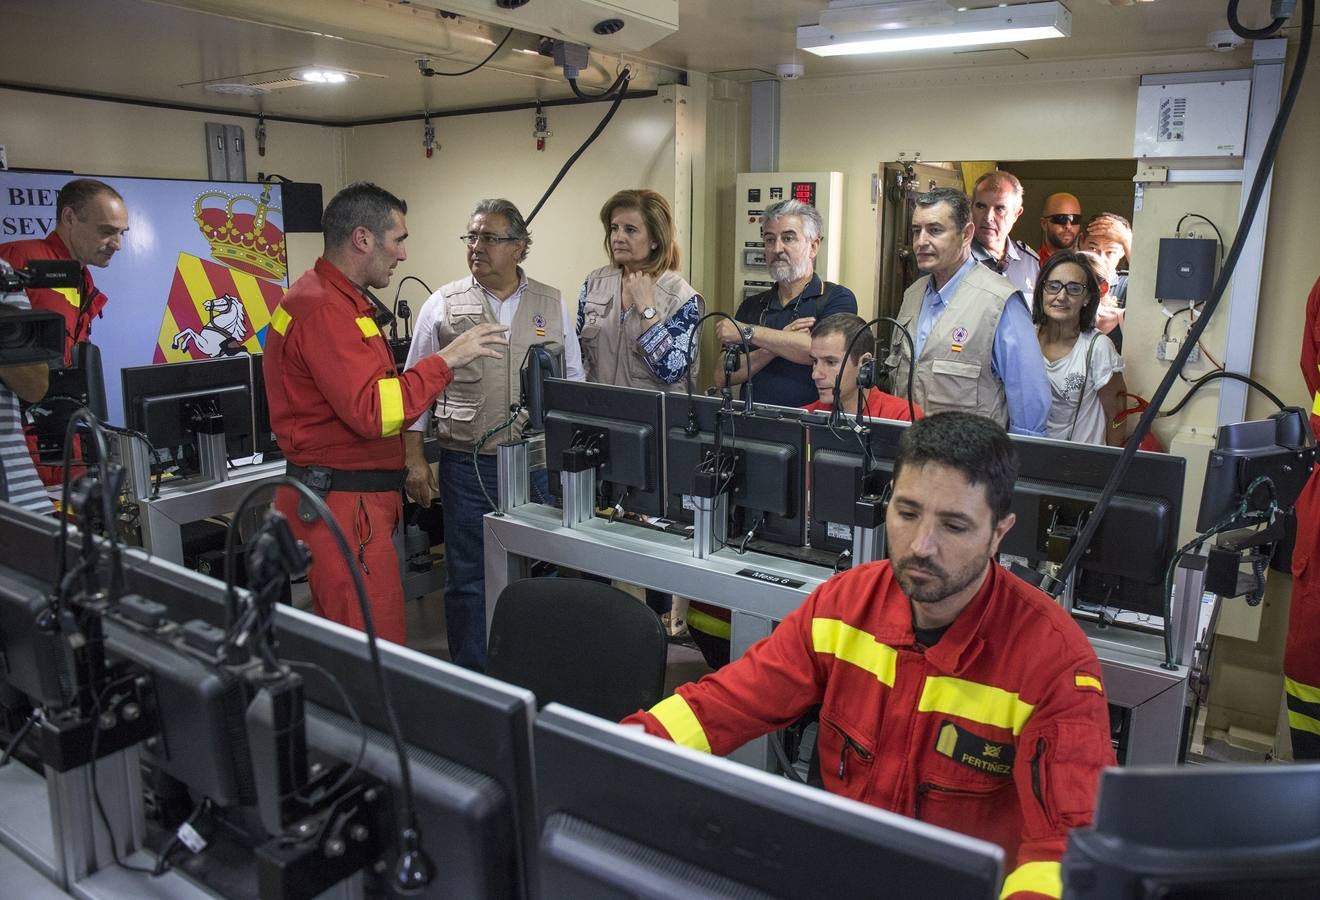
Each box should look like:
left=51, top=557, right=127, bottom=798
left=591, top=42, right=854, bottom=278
left=1284, top=274, right=1320, bottom=760
left=624, top=412, right=1114, bottom=900
left=262, top=182, right=506, bottom=644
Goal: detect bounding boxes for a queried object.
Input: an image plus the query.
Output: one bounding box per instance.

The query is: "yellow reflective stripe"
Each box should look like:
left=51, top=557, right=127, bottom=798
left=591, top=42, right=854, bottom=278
left=54, top=287, right=80, bottom=310
left=687, top=607, right=731, bottom=640
left=811, top=618, right=897, bottom=687
left=1312, top=390, right=1320, bottom=416
left=649, top=694, right=711, bottom=753
left=1074, top=673, right=1103, bottom=693
left=378, top=377, right=404, bottom=437
left=918, top=676, right=1035, bottom=736
left=1288, top=709, right=1320, bottom=737
left=1286, top=676, right=1320, bottom=706
left=270, top=305, right=292, bottom=335
left=1000, top=861, right=1061, bottom=899
left=356, top=316, right=381, bottom=338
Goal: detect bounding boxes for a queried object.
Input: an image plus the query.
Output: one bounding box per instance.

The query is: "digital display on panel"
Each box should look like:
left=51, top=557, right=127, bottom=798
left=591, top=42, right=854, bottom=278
left=791, top=181, right=817, bottom=206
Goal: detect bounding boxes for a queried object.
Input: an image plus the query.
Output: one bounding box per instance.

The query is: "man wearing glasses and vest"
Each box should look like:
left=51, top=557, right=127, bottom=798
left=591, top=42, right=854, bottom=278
left=624, top=412, right=1113, bottom=900
left=404, top=198, right=584, bottom=671
left=888, top=188, right=1050, bottom=437
left=717, top=198, right=857, bottom=408
left=263, top=182, right=507, bottom=645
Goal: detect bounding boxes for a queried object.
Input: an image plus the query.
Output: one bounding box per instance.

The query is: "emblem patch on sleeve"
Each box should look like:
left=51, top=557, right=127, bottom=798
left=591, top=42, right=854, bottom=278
left=934, top=720, right=1014, bottom=777
left=1074, top=671, right=1104, bottom=695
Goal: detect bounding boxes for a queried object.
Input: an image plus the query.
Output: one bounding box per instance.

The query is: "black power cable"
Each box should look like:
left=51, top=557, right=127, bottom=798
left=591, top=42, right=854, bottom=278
left=419, top=28, right=514, bottom=77
left=1159, top=369, right=1288, bottom=419
left=1048, top=0, right=1313, bottom=672
left=1228, top=0, right=1294, bottom=38
left=525, top=68, right=633, bottom=225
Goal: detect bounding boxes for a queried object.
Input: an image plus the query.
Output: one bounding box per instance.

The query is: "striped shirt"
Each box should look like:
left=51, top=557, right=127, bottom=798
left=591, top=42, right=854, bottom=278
left=1, top=263, right=53, bottom=513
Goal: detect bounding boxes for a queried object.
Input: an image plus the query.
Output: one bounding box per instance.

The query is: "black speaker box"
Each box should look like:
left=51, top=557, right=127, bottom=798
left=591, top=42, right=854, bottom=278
left=280, top=182, right=324, bottom=233
left=1155, top=237, right=1217, bottom=302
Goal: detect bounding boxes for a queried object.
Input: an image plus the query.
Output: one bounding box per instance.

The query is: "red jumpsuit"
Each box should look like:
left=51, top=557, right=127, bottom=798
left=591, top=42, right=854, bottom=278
left=1284, top=274, right=1320, bottom=760
left=0, top=232, right=107, bottom=484
left=262, top=258, right=452, bottom=644
left=624, top=560, right=1114, bottom=900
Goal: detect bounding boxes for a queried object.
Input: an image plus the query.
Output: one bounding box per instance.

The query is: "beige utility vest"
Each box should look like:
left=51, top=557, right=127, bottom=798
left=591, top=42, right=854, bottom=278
left=432, top=275, right=565, bottom=454
left=888, top=263, right=1016, bottom=426
left=577, top=266, right=700, bottom=393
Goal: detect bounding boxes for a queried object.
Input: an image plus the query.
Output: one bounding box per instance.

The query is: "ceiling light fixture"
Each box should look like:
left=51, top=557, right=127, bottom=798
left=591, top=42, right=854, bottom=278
left=296, top=68, right=358, bottom=84
left=797, top=1, right=1072, bottom=56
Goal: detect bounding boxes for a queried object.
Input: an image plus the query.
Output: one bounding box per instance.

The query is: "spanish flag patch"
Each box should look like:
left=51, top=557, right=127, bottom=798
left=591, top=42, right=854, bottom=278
left=1075, top=671, right=1104, bottom=695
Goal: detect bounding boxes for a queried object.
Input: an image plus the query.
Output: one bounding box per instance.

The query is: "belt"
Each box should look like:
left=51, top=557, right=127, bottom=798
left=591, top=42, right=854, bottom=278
left=286, top=464, right=405, bottom=494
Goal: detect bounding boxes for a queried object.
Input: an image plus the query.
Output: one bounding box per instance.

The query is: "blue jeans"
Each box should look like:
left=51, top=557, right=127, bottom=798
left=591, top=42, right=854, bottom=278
left=439, top=448, right=549, bottom=671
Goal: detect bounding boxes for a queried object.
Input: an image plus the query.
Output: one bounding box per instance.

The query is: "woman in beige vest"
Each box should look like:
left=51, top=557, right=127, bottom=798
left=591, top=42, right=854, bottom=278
left=576, top=190, right=703, bottom=393
left=576, top=189, right=703, bottom=629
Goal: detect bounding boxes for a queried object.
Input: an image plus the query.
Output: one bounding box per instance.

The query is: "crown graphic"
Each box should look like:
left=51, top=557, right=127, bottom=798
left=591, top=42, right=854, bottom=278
left=194, top=185, right=288, bottom=282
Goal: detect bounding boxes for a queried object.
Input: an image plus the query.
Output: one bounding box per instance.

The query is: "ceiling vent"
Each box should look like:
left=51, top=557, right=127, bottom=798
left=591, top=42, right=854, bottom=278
left=404, top=0, right=678, bottom=52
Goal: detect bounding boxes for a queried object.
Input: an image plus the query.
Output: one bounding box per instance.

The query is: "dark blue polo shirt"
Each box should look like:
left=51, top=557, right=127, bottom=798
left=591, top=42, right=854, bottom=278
left=732, top=274, right=858, bottom=407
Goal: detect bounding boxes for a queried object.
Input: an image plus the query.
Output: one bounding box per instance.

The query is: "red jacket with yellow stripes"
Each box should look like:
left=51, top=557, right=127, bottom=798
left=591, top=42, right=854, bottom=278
left=262, top=258, right=452, bottom=470
left=623, top=560, right=1114, bottom=900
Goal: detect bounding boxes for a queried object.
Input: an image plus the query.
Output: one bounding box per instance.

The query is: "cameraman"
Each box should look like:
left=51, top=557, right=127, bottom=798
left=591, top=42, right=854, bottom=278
left=0, top=260, right=53, bottom=513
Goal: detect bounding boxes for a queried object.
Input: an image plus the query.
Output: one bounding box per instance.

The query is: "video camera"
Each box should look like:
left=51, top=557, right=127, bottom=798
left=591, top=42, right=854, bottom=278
left=0, top=259, right=81, bottom=367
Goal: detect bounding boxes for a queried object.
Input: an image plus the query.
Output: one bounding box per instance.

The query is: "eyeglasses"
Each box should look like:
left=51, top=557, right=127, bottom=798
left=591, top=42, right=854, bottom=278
left=1046, top=214, right=1082, bottom=226
left=459, top=232, right=520, bottom=247
left=1042, top=280, right=1087, bottom=297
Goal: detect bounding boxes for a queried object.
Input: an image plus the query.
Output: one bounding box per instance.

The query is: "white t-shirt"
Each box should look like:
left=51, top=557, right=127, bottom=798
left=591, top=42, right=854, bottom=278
left=1042, top=330, right=1123, bottom=444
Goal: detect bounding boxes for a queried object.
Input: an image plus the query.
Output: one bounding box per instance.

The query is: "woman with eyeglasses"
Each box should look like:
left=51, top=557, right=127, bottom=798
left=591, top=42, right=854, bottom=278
left=576, top=190, right=702, bottom=393
left=1032, top=251, right=1127, bottom=446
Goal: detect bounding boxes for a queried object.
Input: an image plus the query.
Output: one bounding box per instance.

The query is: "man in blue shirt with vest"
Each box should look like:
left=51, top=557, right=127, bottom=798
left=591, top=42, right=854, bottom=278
left=717, top=199, right=857, bottom=408
left=889, top=187, right=1049, bottom=437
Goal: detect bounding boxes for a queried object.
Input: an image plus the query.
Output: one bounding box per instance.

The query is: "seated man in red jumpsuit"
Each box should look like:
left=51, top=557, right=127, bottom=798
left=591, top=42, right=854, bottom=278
left=624, top=411, right=1114, bottom=900
left=262, top=182, right=507, bottom=644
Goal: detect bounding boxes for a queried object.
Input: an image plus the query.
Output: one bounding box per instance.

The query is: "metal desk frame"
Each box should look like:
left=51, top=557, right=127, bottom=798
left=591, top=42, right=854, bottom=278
left=484, top=443, right=1202, bottom=767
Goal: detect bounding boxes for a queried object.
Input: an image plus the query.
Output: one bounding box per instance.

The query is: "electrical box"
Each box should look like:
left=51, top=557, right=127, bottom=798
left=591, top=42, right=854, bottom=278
left=1156, top=238, right=1218, bottom=302
left=1133, top=78, right=1251, bottom=158
left=733, top=171, right=843, bottom=306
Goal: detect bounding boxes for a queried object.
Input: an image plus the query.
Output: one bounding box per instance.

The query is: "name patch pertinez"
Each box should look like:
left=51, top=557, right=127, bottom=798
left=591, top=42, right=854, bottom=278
left=934, top=720, right=1014, bottom=777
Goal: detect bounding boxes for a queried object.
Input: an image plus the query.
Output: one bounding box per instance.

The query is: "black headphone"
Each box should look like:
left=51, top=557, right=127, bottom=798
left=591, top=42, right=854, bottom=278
left=856, top=355, right=877, bottom=391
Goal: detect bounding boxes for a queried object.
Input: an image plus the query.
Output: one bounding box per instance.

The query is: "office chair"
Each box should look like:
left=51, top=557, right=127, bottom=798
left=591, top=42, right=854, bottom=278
left=486, top=577, right=668, bottom=721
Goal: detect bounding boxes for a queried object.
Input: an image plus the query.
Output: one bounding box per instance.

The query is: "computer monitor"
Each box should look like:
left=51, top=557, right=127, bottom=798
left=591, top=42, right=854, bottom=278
left=543, top=378, right=665, bottom=518
left=806, top=415, right=909, bottom=554
left=534, top=704, right=1004, bottom=898
left=0, top=559, right=72, bottom=709
left=121, top=357, right=256, bottom=472
left=1063, top=763, right=1320, bottom=899
left=1197, top=409, right=1316, bottom=533
left=999, top=436, right=1184, bottom=621
left=665, top=393, right=809, bottom=547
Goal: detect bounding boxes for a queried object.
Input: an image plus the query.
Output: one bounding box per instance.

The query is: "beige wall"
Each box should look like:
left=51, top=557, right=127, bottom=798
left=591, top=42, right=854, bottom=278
left=341, top=88, right=693, bottom=309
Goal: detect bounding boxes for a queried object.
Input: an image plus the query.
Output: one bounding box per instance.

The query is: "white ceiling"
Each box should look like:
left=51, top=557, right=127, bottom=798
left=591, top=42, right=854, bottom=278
left=0, top=0, right=1274, bottom=124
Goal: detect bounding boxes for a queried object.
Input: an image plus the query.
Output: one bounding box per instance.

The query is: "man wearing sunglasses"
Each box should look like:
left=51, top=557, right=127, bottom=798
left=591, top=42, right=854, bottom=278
left=1038, top=193, right=1083, bottom=263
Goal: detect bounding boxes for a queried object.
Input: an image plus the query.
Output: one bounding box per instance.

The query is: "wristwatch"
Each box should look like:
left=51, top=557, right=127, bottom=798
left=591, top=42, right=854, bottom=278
left=740, top=324, right=755, bottom=342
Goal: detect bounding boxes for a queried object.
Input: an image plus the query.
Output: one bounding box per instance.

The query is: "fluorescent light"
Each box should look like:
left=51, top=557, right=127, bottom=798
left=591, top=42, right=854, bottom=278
left=798, top=1, right=1072, bottom=57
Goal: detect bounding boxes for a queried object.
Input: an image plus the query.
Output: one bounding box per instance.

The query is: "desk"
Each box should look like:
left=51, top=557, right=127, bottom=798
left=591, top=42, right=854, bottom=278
left=484, top=500, right=1198, bottom=767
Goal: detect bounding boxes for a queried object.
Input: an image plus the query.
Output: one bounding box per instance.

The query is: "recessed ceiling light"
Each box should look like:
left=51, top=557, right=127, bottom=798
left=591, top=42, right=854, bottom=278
left=296, top=68, right=358, bottom=84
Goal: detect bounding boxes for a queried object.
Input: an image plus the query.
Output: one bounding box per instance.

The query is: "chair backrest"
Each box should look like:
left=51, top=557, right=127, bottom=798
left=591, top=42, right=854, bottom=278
left=487, top=577, right=668, bottom=721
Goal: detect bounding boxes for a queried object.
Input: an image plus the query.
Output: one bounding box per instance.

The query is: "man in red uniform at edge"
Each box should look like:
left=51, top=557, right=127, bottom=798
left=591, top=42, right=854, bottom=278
left=624, top=412, right=1114, bottom=900
left=1284, top=274, right=1320, bottom=760
left=685, top=313, right=921, bottom=664
left=262, top=182, right=507, bottom=644
left=0, top=178, right=130, bottom=483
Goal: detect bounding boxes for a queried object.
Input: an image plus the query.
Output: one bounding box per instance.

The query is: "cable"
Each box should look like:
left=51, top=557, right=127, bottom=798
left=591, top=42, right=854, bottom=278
left=1176, top=213, right=1226, bottom=253
left=831, top=316, right=915, bottom=424
left=0, top=709, right=37, bottom=767
left=568, top=67, right=631, bottom=100
left=771, top=731, right=807, bottom=784
left=525, top=68, right=632, bottom=225
left=1048, top=0, right=1313, bottom=637
left=88, top=673, right=156, bottom=875
left=472, top=412, right=518, bottom=515
left=1159, top=369, right=1288, bottom=419
left=217, top=476, right=433, bottom=887
left=419, top=28, right=513, bottom=77
left=1228, top=0, right=1293, bottom=39
left=391, top=276, right=432, bottom=343
left=1162, top=303, right=1199, bottom=339
left=54, top=409, right=123, bottom=611
left=284, top=659, right=367, bottom=804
